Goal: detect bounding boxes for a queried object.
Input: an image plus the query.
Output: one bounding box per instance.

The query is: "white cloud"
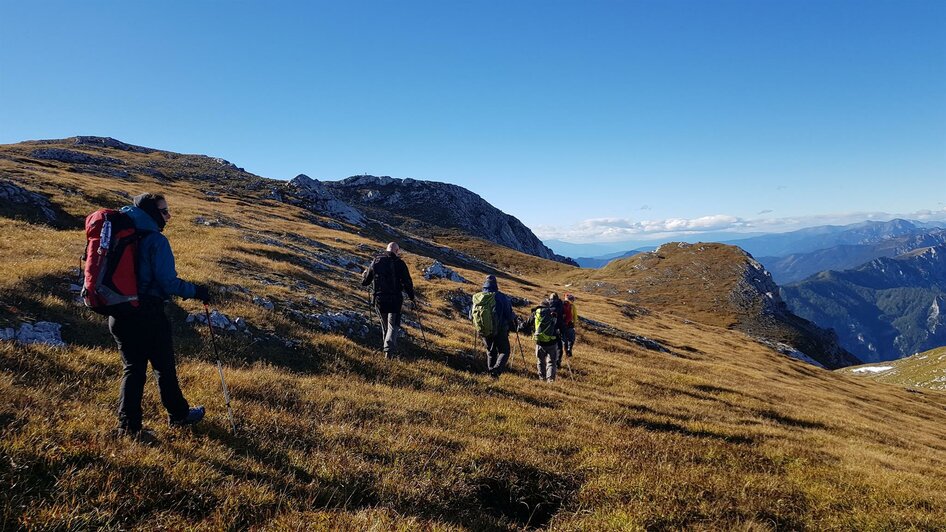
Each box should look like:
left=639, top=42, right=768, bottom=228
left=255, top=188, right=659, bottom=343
left=534, top=206, right=946, bottom=243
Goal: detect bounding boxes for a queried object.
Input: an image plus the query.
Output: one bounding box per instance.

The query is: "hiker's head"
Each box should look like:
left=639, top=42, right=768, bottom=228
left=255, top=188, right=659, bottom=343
left=565, top=293, right=575, bottom=302
left=483, top=275, right=498, bottom=291
left=134, top=192, right=169, bottom=231
left=386, top=242, right=400, bottom=256
left=548, top=292, right=560, bottom=302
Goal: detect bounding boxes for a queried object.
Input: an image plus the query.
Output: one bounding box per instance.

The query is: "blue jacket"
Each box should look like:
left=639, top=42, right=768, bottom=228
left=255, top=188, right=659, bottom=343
left=122, top=205, right=197, bottom=301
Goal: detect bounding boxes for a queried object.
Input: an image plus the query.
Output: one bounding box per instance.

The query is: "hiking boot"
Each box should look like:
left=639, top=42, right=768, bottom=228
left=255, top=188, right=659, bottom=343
left=168, top=406, right=205, bottom=427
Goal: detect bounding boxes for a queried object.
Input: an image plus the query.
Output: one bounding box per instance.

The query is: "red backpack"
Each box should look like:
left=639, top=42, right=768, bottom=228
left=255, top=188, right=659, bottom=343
left=562, top=300, right=575, bottom=327
left=81, top=209, right=143, bottom=315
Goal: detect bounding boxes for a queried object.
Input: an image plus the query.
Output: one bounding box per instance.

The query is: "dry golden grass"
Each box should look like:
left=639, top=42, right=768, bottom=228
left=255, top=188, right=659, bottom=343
left=1, top=140, right=946, bottom=530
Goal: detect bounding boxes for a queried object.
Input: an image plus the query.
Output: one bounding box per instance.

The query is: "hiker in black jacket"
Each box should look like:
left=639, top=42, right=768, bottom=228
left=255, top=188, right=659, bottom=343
left=470, top=275, right=517, bottom=378
left=112, top=193, right=210, bottom=440
left=361, top=242, right=415, bottom=359
left=547, top=293, right=568, bottom=369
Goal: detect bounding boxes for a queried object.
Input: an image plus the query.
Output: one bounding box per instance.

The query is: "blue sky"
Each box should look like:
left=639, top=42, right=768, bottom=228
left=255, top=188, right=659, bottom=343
left=1, top=1, right=944, bottom=244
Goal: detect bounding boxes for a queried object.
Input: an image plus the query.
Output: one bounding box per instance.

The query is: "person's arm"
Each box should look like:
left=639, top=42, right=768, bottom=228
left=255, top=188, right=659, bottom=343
left=149, top=235, right=198, bottom=299
left=361, top=261, right=375, bottom=287
left=398, top=259, right=415, bottom=300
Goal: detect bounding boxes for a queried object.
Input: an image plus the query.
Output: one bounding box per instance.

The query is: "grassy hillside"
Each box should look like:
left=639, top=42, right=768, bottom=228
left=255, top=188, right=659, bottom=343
left=837, top=346, right=946, bottom=391
left=2, top=139, right=946, bottom=529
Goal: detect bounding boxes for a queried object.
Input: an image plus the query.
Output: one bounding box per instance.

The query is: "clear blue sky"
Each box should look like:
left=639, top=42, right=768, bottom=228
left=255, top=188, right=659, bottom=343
left=2, top=1, right=944, bottom=243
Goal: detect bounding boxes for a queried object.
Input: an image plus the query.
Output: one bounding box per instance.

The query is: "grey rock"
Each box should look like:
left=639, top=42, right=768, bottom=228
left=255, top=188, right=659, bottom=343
left=186, top=310, right=248, bottom=332
left=0, top=328, right=14, bottom=341
left=73, top=136, right=156, bottom=153
left=0, top=180, right=58, bottom=222
left=288, top=174, right=365, bottom=226
left=253, top=296, right=275, bottom=311
left=423, top=261, right=467, bottom=282
left=30, top=148, right=123, bottom=166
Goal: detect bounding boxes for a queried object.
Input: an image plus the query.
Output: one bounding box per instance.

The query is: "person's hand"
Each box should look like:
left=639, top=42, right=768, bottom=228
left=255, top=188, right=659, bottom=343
left=195, top=285, right=212, bottom=304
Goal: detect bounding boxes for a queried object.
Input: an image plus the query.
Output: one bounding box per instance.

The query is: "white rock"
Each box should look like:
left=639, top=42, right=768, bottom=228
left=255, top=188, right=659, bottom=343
left=15, top=322, right=66, bottom=347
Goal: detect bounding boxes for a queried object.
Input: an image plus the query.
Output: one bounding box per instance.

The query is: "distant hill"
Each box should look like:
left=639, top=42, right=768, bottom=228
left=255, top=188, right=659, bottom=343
left=575, top=248, right=651, bottom=268
left=564, top=242, right=860, bottom=369
left=727, top=219, right=940, bottom=258
left=782, top=244, right=946, bottom=363
left=837, top=346, right=946, bottom=391
left=759, top=229, right=946, bottom=284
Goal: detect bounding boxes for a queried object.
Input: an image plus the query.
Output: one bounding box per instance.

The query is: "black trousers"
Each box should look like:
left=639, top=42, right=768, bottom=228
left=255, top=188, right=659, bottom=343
left=109, top=306, right=189, bottom=431
left=482, top=333, right=511, bottom=376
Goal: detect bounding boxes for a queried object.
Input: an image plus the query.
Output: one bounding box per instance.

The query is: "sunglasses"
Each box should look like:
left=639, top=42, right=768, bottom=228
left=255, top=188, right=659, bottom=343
left=159, top=208, right=170, bottom=215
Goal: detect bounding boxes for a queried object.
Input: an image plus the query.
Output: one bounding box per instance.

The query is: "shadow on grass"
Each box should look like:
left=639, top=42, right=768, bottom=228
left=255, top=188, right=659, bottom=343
left=624, top=416, right=757, bottom=445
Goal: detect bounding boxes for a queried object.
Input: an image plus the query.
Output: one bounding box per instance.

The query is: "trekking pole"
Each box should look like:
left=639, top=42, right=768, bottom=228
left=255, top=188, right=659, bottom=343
left=204, top=304, right=236, bottom=434
left=413, top=301, right=430, bottom=351
left=367, top=288, right=386, bottom=350
left=514, top=331, right=527, bottom=369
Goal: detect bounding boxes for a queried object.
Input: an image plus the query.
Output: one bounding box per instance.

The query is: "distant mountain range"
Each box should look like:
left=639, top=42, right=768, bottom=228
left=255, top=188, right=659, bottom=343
left=567, top=219, right=946, bottom=272
left=758, top=228, right=946, bottom=284
left=781, top=244, right=946, bottom=363
left=728, top=218, right=944, bottom=259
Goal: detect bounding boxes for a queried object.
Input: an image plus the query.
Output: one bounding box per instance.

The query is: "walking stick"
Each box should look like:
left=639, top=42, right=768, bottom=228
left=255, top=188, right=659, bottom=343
left=514, top=331, right=527, bottom=369
left=204, top=304, right=237, bottom=434
left=367, top=288, right=386, bottom=350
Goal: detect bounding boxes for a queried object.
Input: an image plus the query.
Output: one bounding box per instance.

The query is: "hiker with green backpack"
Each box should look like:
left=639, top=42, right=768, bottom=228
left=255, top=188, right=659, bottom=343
left=519, top=297, right=561, bottom=382
left=470, top=275, right=517, bottom=378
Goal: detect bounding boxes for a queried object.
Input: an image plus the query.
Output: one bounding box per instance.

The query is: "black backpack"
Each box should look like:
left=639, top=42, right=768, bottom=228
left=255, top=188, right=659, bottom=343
left=371, top=255, right=400, bottom=301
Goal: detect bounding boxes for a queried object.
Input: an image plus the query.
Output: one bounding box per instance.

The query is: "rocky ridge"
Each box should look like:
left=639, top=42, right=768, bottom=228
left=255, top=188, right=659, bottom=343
left=324, top=175, right=576, bottom=265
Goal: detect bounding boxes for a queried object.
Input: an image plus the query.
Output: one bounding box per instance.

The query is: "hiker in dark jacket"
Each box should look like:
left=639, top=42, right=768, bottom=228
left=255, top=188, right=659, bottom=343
left=361, top=242, right=415, bottom=359
left=519, top=299, right=560, bottom=382
left=547, top=293, right=568, bottom=368
left=111, top=193, right=210, bottom=439
left=469, top=275, right=517, bottom=378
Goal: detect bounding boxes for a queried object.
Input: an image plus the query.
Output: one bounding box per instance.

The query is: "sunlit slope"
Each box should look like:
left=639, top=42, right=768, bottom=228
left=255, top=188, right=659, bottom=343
left=562, top=242, right=860, bottom=369
left=1, top=138, right=945, bottom=529
left=837, top=346, right=946, bottom=391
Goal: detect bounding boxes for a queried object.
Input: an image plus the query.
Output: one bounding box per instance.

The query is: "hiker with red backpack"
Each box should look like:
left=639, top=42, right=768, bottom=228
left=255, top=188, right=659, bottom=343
left=519, top=296, right=561, bottom=382
left=562, top=293, right=579, bottom=358
left=361, top=242, right=415, bottom=359
left=470, top=275, right=517, bottom=378
left=84, top=193, right=211, bottom=440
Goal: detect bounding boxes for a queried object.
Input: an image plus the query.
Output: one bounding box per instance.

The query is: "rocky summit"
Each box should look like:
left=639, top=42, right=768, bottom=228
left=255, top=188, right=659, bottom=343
left=324, top=175, right=577, bottom=265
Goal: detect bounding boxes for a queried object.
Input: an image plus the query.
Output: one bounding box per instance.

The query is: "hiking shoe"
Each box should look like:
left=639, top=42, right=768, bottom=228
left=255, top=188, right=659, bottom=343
left=168, top=406, right=205, bottom=427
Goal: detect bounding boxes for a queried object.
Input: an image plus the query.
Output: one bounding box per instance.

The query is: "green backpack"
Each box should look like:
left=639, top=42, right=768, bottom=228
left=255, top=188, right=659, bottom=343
left=471, top=292, right=497, bottom=337
left=533, top=305, right=557, bottom=344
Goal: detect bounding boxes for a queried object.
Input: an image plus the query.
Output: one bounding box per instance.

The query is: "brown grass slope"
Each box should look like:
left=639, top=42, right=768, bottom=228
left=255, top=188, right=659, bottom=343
left=562, top=242, right=860, bottom=369
left=1, top=138, right=945, bottom=530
